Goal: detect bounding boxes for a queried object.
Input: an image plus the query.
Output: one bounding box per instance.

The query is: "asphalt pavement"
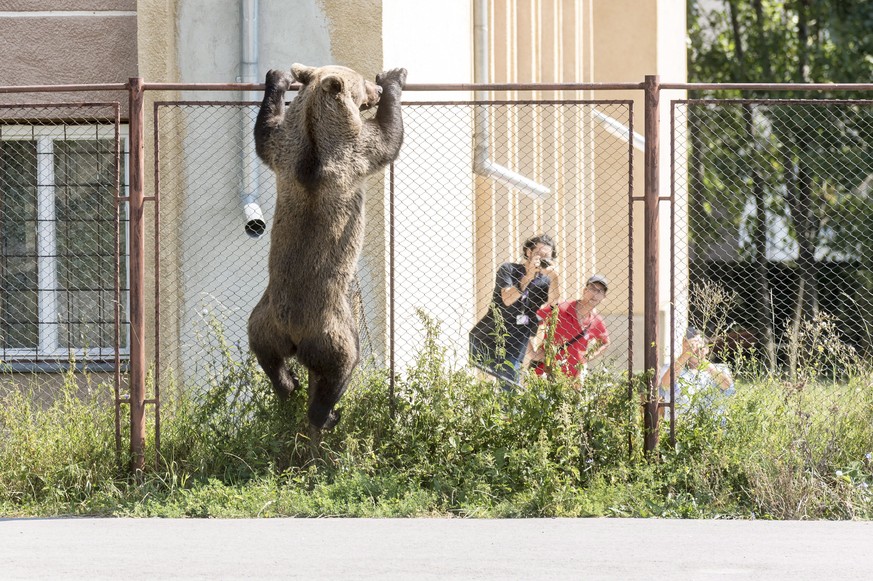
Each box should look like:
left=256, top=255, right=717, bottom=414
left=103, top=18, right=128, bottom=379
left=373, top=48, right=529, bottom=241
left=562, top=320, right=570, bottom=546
left=2, top=517, right=872, bottom=580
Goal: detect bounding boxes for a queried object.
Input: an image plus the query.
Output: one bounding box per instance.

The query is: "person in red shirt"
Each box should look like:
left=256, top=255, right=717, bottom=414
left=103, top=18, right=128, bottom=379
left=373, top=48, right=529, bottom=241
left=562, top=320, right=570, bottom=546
left=527, top=274, right=610, bottom=384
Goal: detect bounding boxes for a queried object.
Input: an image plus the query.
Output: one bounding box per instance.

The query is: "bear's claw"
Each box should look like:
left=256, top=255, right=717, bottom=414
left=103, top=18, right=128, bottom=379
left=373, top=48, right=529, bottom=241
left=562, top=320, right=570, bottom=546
left=321, top=409, right=341, bottom=431
left=265, top=69, right=294, bottom=91
left=376, top=68, right=407, bottom=89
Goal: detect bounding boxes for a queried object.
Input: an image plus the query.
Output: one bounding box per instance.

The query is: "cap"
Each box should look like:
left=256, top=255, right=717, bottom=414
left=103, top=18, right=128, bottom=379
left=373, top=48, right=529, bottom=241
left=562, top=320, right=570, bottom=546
left=586, top=274, right=609, bottom=291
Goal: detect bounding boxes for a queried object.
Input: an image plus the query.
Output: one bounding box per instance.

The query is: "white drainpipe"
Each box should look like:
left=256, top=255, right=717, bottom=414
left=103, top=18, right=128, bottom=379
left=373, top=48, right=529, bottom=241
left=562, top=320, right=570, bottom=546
left=241, top=0, right=265, bottom=238
left=473, top=0, right=550, bottom=199
left=592, top=108, right=646, bottom=152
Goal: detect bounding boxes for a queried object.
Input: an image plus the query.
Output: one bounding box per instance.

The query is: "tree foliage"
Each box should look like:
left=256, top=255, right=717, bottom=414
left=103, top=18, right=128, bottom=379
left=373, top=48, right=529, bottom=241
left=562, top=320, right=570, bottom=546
left=687, top=0, right=873, bottom=366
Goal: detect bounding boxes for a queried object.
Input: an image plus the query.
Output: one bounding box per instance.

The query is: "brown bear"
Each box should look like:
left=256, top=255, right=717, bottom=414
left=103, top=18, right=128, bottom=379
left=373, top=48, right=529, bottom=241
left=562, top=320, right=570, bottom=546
left=248, top=63, right=406, bottom=430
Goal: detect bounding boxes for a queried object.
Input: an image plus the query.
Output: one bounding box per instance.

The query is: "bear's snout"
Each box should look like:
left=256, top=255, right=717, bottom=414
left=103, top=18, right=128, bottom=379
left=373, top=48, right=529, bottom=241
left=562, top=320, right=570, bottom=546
left=360, top=82, right=382, bottom=111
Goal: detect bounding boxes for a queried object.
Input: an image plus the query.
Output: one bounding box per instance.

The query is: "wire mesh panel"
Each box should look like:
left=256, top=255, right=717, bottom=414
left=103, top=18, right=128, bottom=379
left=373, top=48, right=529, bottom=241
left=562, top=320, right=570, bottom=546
left=153, top=97, right=635, bottom=400
left=394, top=100, right=635, bottom=385
left=155, top=102, right=272, bottom=391
left=155, top=101, right=389, bottom=394
left=0, top=103, right=125, bottom=404
left=670, top=99, right=873, bottom=423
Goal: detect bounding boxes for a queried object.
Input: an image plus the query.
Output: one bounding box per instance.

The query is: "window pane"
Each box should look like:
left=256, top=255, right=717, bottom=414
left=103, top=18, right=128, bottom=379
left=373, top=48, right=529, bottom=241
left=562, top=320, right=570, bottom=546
left=0, top=140, right=38, bottom=349
left=55, top=139, right=120, bottom=351
left=59, top=290, right=104, bottom=349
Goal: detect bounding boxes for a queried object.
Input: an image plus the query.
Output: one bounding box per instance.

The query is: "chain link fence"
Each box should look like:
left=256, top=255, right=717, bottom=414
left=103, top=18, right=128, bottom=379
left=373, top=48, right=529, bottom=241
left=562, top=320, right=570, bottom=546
left=669, top=98, right=873, bottom=430
left=3, top=82, right=872, bottom=463
left=153, top=96, right=635, bottom=402
left=0, top=103, right=126, bottom=414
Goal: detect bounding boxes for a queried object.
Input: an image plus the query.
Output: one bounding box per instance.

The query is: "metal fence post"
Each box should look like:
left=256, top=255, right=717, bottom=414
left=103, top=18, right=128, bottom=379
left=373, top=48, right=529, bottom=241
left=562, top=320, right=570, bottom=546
left=643, top=75, right=661, bottom=454
left=128, top=77, right=146, bottom=473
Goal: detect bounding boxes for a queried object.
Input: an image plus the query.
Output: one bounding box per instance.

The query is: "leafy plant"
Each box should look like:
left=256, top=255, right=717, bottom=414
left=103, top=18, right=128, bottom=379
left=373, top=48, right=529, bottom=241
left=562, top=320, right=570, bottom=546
left=1, top=309, right=871, bottom=519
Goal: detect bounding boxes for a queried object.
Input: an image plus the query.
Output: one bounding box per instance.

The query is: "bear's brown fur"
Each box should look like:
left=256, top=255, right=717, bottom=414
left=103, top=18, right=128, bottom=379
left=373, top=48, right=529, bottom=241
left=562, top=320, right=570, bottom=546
left=248, top=63, right=406, bottom=430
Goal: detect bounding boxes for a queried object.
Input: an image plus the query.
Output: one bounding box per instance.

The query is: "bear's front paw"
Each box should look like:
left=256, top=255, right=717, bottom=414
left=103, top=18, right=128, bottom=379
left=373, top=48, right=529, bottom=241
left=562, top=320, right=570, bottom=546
left=376, top=68, right=407, bottom=90
left=265, top=69, right=294, bottom=91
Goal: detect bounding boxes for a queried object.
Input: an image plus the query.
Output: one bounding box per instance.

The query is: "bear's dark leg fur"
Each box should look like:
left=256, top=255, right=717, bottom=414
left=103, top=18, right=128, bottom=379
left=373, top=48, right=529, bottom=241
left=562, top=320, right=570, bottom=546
left=248, top=303, right=300, bottom=399
left=296, top=326, right=360, bottom=430
left=371, top=68, right=407, bottom=166
left=255, top=349, right=300, bottom=400
left=254, top=69, right=293, bottom=164
left=250, top=340, right=300, bottom=399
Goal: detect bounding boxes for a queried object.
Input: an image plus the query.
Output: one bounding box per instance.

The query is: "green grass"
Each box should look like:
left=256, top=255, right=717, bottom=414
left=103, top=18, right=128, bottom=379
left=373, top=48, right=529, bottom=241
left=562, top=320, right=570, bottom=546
left=1, top=315, right=872, bottom=519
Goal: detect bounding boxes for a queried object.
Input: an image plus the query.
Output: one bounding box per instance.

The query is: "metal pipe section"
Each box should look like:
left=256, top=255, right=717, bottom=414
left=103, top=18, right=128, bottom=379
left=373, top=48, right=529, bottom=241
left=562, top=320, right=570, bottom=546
left=127, top=77, right=147, bottom=473
left=626, top=100, right=636, bottom=456
left=4, top=81, right=869, bottom=95
left=662, top=82, right=873, bottom=91
left=240, top=0, right=265, bottom=238
left=0, top=83, right=128, bottom=93
left=152, top=100, right=163, bottom=468
left=473, top=0, right=550, bottom=199
left=643, top=75, right=661, bottom=454
left=592, top=108, right=645, bottom=152
left=138, top=82, right=646, bottom=92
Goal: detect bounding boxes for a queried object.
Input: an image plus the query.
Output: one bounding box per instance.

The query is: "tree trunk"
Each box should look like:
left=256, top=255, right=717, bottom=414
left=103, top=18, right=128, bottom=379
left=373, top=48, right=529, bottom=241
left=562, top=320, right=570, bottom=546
left=787, top=0, right=818, bottom=379
left=743, top=104, right=777, bottom=372
left=730, top=1, right=777, bottom=371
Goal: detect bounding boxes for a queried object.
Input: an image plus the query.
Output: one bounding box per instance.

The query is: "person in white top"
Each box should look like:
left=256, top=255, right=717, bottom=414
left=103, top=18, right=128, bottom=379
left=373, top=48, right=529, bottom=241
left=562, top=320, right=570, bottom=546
left=659, top=326, right=734, bottom=417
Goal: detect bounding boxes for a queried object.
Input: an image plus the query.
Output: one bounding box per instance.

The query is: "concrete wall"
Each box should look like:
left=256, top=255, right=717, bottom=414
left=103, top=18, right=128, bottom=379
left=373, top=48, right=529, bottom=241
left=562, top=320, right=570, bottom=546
left=383, top=0, right=474, bottom=369
left=2, top=0, right=689, bottom=389
left=162, top=0, right=389, bottom=381
left=0, top=2, right=136, bottom=106
left=657, top=0, right=691, bottom=361
left=137, top=0, right=687, bottom=379
left=593, top=0, right=688, bottom=369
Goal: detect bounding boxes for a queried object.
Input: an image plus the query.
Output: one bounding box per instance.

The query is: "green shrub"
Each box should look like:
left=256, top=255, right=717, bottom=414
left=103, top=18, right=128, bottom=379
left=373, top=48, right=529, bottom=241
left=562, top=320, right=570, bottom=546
left=1, top=311, right=871, bottom=519
left=0, top=368, right=119, bottom=513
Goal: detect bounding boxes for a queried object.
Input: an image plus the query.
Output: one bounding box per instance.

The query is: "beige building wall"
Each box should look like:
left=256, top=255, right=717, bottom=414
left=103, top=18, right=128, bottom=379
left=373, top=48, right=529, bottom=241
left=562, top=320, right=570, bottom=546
left=135, top=0, right=389, bottom=384
left=483, top=0, right=596, bottom=308
left=136, top=0, right=183, bottom=390
left=477, top=0, right=631, bottom=371
left=2, top=0, right=687, bottom=383
left=593, top=0, right=688, bottom=367
left=0, top=2, right=138, bottom=392
left=382, top=0, right=474, bottom=369
left=471, top=0, right=686, bottom=372
left=0, top=1, right=136, bottom=107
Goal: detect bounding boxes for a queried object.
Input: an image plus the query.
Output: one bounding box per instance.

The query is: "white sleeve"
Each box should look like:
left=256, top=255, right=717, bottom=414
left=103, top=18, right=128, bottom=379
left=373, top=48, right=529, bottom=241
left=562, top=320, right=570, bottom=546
left=657, top=363, right=673, bottom=402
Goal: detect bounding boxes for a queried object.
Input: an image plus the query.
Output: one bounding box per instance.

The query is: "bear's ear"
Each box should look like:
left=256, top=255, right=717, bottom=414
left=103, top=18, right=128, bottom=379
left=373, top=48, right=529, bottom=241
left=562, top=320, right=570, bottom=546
left=291, top=63, right=315, bottom=85
left=320, top=75, right=344, bottom=96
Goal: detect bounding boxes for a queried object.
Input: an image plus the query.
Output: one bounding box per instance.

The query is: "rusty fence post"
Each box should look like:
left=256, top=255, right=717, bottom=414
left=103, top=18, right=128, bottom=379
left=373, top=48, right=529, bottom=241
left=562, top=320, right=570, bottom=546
left=128, top=77, right=147, bottom=473
left=643, top=75, right=661, bottom=454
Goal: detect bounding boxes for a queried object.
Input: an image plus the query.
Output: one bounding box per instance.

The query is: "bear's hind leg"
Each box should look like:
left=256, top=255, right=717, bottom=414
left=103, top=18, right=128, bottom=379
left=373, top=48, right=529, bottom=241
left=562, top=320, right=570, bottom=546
left=297, top=327, right=360, bottom=430
left=248, top=307, right=300, bottom=399
left=255, top=347, right=300, bottom=401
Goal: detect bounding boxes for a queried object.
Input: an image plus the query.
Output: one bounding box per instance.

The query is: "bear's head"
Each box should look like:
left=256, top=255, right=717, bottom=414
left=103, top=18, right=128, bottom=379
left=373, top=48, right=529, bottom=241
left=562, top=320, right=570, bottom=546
left=288, top=64, right=383, bottom=188
left=291, top=63, right=382, bottom=116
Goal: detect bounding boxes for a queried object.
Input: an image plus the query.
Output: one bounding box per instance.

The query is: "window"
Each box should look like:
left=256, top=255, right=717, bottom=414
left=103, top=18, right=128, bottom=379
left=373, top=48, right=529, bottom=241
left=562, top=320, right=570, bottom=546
left=0, top=124, right=128, bottom=368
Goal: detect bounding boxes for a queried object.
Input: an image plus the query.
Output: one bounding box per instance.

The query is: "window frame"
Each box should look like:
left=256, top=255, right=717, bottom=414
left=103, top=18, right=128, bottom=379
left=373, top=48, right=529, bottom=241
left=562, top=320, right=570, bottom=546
left=0, top=123, right=130, bottom=366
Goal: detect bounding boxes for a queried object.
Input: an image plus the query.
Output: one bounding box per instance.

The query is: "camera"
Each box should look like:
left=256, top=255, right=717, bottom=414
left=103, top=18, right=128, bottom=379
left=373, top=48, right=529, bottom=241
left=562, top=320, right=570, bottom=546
left=538, top=258, right=551, bottom=269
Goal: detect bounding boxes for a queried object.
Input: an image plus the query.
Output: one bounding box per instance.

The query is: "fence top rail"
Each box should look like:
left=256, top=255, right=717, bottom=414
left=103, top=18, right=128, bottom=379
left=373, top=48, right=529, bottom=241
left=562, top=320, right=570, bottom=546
left=141, top=81, right=647, bottom=92
left=663, top=82, right=873, bottom=91
left=675, top=97, right=873, bottom=106
left=153, top=98, right=637, bottom=108
left=2, top=80, right=871, bottom=94
left=0, top=83, right=128, bottom=94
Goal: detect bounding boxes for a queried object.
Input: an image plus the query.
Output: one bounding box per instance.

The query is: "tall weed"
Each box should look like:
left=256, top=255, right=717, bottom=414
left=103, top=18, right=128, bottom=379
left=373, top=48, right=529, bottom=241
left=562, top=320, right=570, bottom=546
left=1, top=309, right=871, bottom=518
left=0, top=368, right=118, bottom=512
